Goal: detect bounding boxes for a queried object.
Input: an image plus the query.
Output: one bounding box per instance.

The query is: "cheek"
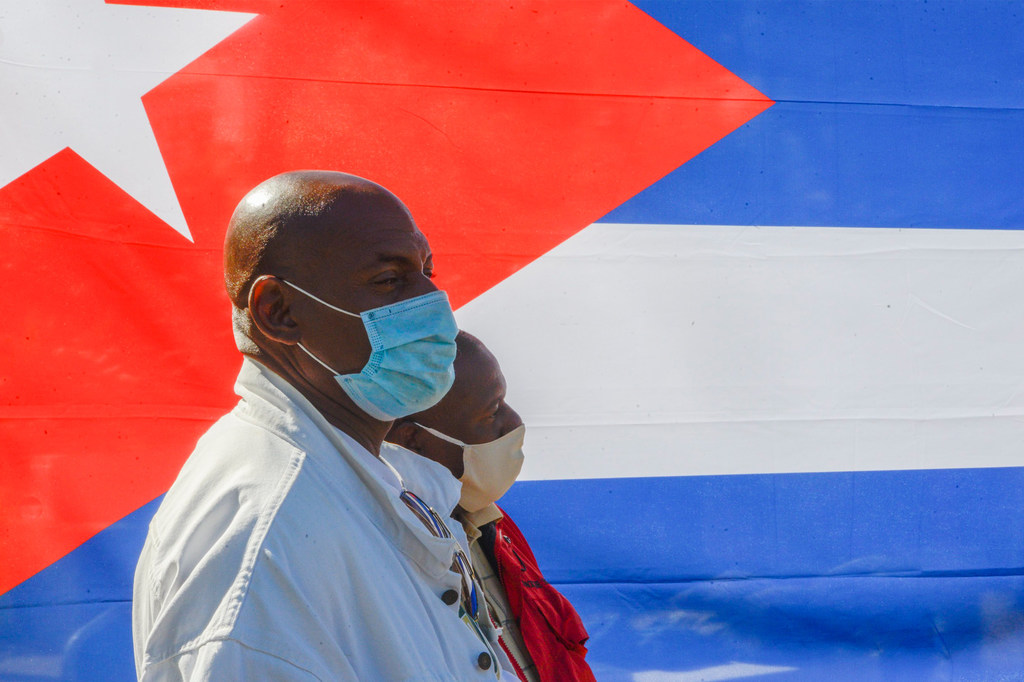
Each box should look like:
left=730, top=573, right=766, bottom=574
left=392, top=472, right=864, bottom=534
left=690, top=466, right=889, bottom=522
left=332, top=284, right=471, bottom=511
left=426, top=440, right=464, bottom=479
left=461, top=419, right=501, bottom=445
left=312, top=318, right=372, bottom=374
left=337, top=325, right=373, bottom=372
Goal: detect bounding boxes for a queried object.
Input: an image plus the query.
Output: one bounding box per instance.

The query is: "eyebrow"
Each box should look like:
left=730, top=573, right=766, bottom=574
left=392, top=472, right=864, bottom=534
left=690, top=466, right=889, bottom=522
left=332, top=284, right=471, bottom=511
left=377, top=254, right=416, bottom=265
left=357, top=253, right=430, bottom=271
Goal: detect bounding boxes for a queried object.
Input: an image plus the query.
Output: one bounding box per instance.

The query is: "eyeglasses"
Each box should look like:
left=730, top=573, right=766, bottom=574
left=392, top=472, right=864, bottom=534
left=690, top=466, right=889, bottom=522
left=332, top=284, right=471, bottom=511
left=399, top=489, right=480, bottom=620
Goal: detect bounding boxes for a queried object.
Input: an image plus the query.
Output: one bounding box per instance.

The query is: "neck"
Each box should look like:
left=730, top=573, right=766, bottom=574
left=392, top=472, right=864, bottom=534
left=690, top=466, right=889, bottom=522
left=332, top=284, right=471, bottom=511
left=243, top=349, right=390, bottom=456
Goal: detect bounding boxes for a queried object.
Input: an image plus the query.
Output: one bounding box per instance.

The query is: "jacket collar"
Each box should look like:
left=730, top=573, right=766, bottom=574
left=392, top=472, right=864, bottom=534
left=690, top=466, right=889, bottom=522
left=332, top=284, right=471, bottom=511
left=234, top=357, right=468, bottom=577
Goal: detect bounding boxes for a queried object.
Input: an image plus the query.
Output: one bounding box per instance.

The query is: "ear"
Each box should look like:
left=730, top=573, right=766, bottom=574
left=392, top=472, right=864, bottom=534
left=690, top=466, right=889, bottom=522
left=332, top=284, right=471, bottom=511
left=388, top=419, right=423, bottom=453
left=248, top=276, right=301, bottom=344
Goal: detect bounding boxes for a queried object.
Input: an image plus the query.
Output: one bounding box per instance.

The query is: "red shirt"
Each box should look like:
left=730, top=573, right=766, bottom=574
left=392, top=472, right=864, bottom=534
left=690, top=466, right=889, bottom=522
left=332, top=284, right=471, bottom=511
left=483, top=509, right=596, bottom=682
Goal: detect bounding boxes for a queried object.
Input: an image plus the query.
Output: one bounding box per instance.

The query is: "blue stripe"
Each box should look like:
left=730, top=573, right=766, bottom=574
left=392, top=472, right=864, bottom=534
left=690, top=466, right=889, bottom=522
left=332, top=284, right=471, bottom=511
left=502, top=468, right=1024, bottom=585
left=503, top=468, right=1024, bottom=678
left=6, top=468, right=1022, bottom=678
left=601, top=1, right=1024, bottom=230
left=0, top=603, right=133, bottom=682
left=0, top=498, right=153, bottom=681
left=562, top=576, right=1024, bottom=681
left=636, top=0, right=1024, bottom=108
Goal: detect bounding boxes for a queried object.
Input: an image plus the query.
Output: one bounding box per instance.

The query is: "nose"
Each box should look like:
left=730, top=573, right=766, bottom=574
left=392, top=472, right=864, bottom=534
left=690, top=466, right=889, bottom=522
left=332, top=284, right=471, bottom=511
left=412, top=270, right=440, bottom=297
left=503, top=407, right=524, bottom=435
left=417, top=268, right=438, bottom=292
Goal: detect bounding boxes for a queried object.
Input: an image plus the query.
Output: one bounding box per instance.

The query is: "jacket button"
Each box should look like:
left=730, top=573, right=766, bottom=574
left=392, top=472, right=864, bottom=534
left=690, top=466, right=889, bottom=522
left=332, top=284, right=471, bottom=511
left=441, top=589, right=459, bottom=606
left=477, top=652, right=492, bottom=670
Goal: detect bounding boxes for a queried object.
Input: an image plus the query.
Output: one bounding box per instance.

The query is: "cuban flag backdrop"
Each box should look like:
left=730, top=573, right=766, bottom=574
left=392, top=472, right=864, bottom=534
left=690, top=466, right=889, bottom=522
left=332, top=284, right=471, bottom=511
left=2, top=1, right=1024, bottom=680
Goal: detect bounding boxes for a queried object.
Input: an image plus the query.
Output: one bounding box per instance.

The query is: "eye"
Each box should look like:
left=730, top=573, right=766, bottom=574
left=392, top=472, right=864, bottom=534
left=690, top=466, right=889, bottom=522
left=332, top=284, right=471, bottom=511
left=371, top=271, right=402, bottom=288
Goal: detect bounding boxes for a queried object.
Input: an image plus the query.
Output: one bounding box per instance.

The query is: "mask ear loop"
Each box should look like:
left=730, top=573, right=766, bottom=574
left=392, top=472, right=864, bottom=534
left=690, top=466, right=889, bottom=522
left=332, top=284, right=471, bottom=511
left=414, top=422, right=466, bottom=447
left=252, top=274, right=362, bottom=318
left=294, top=341, right=341, bottom=373
left=250, top=275, right=364, bottom=374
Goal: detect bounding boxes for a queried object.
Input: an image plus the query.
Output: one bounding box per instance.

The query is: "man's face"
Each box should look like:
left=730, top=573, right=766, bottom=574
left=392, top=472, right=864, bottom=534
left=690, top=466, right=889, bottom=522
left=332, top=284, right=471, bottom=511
left=445, top=353, right=521, bottom=446
left=413, top=343, right=523, bottom=478
left=284, top=195, right=438, bottom=390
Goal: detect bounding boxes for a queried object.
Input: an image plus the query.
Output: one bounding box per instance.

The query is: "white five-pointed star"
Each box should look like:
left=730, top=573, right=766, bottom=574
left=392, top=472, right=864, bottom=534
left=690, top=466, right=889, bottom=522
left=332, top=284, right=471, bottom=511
left=0, top=1, right=255, bottom=240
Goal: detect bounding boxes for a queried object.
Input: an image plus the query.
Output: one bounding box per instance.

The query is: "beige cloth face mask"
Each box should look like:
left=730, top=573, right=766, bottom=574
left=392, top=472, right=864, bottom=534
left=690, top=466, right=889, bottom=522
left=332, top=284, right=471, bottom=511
left=415, top=423, right=526, bottom=513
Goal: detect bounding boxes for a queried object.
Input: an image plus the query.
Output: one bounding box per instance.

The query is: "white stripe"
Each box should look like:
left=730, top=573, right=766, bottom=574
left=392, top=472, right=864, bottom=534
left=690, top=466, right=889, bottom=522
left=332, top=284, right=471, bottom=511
left=633, top=663, right=797, bottom=682
left=455, top=223, right=1024, bottom=480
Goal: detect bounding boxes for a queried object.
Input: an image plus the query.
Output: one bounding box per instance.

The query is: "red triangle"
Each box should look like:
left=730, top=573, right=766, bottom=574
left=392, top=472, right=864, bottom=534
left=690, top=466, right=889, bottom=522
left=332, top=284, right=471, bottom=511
left=0, top=149, right=240, bottom=595
left=0, top=0, right=771, bottom=595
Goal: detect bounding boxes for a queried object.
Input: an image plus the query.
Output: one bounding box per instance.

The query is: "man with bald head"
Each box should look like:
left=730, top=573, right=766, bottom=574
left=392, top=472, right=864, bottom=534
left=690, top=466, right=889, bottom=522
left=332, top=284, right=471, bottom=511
left=133, top=171, right=514, bottom=680
left=388, top=332, right=594, bottom=681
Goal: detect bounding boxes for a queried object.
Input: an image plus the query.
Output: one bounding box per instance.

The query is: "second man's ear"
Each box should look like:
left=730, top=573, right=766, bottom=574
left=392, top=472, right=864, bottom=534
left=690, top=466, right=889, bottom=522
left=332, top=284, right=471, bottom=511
left=248, top=276, right=301, bottom=344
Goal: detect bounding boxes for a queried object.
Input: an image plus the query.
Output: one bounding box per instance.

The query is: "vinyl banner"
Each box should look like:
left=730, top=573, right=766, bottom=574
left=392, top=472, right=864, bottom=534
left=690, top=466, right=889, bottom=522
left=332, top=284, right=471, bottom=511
left=2, top=2, right=1023, bottom=680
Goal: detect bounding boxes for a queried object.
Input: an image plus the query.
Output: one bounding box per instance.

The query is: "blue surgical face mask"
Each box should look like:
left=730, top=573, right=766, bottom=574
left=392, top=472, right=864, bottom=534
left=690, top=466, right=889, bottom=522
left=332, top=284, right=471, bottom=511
left=256, top=276, right=458, bottom=420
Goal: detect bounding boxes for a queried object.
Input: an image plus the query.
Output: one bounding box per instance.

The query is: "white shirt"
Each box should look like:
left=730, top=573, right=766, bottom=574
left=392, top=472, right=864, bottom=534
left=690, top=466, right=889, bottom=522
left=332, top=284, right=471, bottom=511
left=133, top=358, right=514, bottom=681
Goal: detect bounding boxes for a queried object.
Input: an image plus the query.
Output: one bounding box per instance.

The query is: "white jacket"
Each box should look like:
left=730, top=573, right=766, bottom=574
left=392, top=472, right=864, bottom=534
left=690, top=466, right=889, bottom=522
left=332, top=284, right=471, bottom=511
left=133, top=358, right=513, bottom=680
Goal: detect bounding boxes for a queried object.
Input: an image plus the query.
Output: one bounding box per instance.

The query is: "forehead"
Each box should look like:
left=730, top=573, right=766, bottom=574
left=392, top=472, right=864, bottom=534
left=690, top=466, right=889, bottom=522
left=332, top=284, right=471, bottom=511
left=450, top=342, right=505, bottom=407
left=317, top=195, right=431, bottom=269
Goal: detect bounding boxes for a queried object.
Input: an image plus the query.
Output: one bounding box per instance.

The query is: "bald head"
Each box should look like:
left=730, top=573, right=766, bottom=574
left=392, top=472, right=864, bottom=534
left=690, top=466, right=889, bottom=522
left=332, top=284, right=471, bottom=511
left=224, top=170, right=413, bottom=308
left=436, top=331, right=500, bottom=417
